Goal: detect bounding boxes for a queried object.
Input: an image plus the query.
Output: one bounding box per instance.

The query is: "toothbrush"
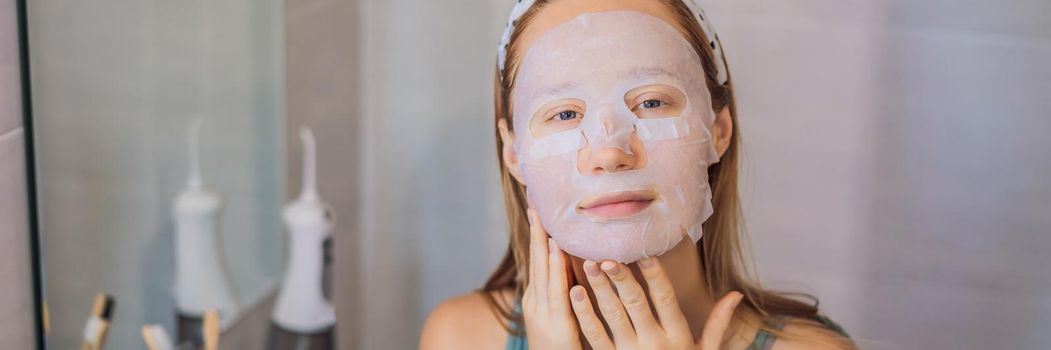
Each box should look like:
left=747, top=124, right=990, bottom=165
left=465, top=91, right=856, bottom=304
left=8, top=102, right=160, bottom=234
left=172, top=118, right=238, bottom=342
left=141, top=324, right=174, bottom=350
left=141, top=311, right=215, bottom=350
left=203, top=309, right=220, bottom=350
left=271, top=127, right=336, bottom=335
left=81, top=293, right=115, bottom=350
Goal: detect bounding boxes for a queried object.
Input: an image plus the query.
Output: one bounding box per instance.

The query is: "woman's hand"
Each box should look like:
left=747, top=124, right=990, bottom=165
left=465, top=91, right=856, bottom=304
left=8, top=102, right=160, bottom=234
left=569, top=257, right=744, bottom=350
left=522, top=208, right=583, bottom=349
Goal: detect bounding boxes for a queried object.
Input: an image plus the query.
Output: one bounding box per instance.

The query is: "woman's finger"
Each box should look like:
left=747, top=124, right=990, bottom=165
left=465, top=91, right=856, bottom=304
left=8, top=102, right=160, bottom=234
left=638, top=257, right=690, bottom=337
left=569, top=285, right=615, bottom=350
left=583, top=260, right=636, bottom=343
left=547, top=239, right=570, bottom=311
left=697, top=291, right=743, bottom=350
left=600, top=261, right=660, bottom=334
left=526, top=208, right=548, bottom=302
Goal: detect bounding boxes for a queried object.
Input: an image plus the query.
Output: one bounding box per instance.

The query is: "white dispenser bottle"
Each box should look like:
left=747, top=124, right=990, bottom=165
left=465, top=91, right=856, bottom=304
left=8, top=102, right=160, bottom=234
left=173, top=119, right=238, bottom=333
left=271, top=127, right=336, bottom=334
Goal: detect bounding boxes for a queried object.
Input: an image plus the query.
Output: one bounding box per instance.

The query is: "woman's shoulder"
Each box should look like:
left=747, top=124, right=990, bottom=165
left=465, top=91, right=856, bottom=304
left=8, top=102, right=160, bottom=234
left=769, top=317, right=857, bottom=350
left=420, top=289, right=515, bottom=350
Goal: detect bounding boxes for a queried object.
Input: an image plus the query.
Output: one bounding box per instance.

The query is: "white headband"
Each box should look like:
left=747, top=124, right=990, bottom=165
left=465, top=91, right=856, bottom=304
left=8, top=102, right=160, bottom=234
left=497, top=0, right=729, bottom=85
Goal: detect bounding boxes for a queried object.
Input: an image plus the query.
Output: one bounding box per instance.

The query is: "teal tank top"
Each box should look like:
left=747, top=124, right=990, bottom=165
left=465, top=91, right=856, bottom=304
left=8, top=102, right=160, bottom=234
left=504, top=302, right=849, bottom=350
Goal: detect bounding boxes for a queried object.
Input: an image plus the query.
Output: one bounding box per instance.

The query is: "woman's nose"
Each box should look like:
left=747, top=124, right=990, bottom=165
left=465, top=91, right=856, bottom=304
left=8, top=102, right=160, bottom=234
left=578, top=137, right=645, bottom=175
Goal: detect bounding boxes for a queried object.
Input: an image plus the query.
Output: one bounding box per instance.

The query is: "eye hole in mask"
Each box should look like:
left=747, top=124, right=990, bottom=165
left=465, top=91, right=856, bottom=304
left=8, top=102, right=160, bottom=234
left=625, top=84, right=686, bottom=119
left=528, top=84, right=688, bottom=138
left=530, top=98, right=586, bottom=138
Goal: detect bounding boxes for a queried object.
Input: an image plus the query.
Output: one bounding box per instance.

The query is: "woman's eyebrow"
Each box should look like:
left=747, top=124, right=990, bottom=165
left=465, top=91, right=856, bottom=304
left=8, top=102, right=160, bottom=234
left=529, top=67, right=675, bottom=99
left=629, top=67, right=677, bottom=80
left=534, top=81, right=580, bottom=99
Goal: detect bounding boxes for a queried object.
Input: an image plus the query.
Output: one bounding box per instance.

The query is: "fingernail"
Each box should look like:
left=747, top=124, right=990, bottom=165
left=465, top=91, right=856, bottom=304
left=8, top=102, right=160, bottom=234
left=732, top=292, right=744, bottom=308
left=601, top=261, right=620, bottom=275
left=583, top=261, right=601, bottom=277
left=638, top=257, right=655, bottom=268
left=548, top=239, right=557, bottom=253
left=570, top=286, right=585, bottom=302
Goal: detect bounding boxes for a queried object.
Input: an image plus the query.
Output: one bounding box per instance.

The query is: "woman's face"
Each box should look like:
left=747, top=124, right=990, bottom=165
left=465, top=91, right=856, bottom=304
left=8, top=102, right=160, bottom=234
left=501, top=1, right=726, bottom=263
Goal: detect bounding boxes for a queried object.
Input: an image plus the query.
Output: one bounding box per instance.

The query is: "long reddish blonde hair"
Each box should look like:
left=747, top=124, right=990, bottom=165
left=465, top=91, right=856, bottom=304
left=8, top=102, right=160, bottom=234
left=484, top=0, right=841, bottom=344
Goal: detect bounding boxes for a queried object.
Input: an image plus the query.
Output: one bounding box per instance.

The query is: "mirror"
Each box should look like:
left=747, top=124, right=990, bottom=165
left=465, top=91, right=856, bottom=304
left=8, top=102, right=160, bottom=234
left=26, top=0, right=288, bottom=348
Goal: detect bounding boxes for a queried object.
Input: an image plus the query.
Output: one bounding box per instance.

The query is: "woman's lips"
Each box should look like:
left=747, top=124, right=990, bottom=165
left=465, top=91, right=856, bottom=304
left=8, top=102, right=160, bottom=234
left=577, top=190, right=657, bottom=220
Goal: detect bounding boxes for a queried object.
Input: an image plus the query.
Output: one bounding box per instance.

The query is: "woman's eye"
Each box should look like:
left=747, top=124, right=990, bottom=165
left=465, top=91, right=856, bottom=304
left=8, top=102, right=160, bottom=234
left=554, top=110, right=579, bottom=121
left=624, top=85, right=684, bottom=119
left=640, top=99, right=664, bottom=109
left=530, top=99, right=585, bottom=137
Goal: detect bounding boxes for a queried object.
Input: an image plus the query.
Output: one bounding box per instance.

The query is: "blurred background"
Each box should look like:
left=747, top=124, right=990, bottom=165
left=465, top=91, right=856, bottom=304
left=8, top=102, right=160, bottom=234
left=27, top=0, right=287, bottom=348
left=0, top=0, right=1048, bottom=349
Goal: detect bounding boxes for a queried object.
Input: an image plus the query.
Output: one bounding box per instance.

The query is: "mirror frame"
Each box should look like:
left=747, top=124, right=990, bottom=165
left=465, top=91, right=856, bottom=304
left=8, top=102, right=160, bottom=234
left=15, top=0, right=45, bottom=347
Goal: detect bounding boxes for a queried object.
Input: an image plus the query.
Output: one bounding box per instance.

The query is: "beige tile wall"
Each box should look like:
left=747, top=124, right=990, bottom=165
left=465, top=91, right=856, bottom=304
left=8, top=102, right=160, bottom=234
left=0, top=0, right=36, bottom=348
left=0, top=129, right=34, bottom=349
left=0, top=0, right=19, bottom=133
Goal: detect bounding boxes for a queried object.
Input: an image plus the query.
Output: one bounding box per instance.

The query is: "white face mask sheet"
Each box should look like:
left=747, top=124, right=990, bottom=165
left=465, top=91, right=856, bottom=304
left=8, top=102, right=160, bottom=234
left=512, top=11, right=721, bottom=263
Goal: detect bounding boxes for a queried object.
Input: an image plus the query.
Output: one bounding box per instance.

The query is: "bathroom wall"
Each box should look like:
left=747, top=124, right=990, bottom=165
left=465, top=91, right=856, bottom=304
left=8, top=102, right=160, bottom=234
left=702, top=1, right=1051, bottom=348
left=861, top=1, right=1051, bottom=348
left=0, top=0, right=35, bottom=348
left=354, top=0, right=508, bottom=348
left=27, top=0, right=286, bottom=348
left=710, top=0, right=886, bottom=344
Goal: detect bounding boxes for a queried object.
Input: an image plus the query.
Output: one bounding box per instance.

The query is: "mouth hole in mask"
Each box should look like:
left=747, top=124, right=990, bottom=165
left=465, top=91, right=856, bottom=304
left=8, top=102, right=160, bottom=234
left=574, top=189, right=662, bottom=221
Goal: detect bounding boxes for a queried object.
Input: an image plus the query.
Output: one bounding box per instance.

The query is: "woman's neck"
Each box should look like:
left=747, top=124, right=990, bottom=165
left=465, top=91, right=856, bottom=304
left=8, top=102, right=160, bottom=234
left=568, top=238, right=713, bottom=340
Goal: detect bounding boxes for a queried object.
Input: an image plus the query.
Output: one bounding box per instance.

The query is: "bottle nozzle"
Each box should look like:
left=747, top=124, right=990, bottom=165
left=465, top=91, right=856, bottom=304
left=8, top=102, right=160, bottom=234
left=188, top=118, right=204, bottom=189
left=298, top=126, right=319, bottom=201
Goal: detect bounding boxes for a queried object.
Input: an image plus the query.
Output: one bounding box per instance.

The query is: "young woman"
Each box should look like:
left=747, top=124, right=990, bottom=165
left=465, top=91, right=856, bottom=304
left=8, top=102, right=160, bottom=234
left=422, top=0, right=855, bottom=349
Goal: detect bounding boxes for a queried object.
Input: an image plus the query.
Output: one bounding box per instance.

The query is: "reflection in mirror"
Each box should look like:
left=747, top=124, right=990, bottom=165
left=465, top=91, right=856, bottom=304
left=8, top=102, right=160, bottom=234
left=27, top=0, right=287, bottom=348
left=267, top=127, right=335, bottom=350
